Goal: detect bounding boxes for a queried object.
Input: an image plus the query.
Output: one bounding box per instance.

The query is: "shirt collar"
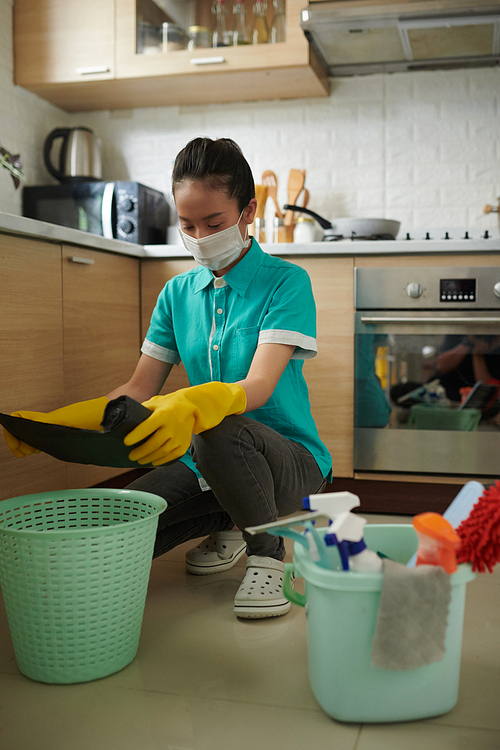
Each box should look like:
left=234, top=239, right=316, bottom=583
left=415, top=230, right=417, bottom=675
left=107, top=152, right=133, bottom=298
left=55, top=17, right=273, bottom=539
left=192, top=239, right=265, bottom=296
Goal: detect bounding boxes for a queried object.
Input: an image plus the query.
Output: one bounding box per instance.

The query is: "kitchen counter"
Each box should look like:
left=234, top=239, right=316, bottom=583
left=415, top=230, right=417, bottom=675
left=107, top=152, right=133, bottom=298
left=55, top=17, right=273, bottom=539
left=0, top=211, right=143, bottom=257
left=146, top=237, right=500, bottom=257
left=2, top=211, right=500, bottom=257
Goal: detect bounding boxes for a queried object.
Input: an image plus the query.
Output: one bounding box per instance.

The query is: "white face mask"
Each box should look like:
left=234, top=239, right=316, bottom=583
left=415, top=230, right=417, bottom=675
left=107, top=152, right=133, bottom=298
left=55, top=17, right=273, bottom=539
left=178, top=209, right=249, bottom=271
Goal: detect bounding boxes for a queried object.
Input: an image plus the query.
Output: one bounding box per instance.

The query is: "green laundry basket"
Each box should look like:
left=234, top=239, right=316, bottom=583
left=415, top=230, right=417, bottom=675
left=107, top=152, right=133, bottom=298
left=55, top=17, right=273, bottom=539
left=0, top=488, right=167, bottom=684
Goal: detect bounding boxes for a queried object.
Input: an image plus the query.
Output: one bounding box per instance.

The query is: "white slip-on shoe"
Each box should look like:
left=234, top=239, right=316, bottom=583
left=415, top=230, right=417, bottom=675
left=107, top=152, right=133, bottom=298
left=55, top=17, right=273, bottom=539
left=233, top=555, right=292, bottom=619
left=185, top=530, right=247, bottom=575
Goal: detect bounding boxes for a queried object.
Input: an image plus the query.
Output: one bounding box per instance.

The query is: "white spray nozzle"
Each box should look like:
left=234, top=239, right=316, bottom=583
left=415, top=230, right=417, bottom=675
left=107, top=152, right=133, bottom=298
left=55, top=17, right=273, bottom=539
left=303, top=491, right=360, bottom=519
left=328, top=511, right=366, bottom=543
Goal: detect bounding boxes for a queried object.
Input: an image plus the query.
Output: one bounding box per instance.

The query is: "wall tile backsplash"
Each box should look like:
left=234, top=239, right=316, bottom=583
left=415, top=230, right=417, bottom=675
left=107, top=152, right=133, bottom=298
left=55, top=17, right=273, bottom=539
left=1, top=0, right=499, bottom=238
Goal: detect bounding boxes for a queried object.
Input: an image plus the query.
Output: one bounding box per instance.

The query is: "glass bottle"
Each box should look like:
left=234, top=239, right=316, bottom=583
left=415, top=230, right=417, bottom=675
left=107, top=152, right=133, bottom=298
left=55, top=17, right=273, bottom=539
left=232, top=0, right=250, bottom=45
left=273, top=216, right=286, bottom=243
left=270, top=0, right=286, bottom=44
left=211, top=0, right=230, bottom=48
left=251, top=1, right=269, bottom=44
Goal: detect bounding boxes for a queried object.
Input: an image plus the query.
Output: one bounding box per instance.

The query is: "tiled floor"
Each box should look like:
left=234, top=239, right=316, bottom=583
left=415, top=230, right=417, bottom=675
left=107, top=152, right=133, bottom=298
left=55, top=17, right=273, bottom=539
left=0, top=514, right=499, bottom=750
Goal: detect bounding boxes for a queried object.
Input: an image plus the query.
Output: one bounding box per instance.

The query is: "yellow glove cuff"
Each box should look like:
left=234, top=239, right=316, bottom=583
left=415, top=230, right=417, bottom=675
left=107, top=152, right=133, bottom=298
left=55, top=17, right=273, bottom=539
left=13, top=396, right=109, bottom=431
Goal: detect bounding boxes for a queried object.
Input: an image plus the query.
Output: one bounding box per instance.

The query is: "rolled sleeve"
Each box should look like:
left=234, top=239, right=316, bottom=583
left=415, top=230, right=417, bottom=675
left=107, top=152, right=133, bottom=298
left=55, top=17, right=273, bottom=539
left=142, top=285, right=181, bottom=364
left=259, top=267, right=318, bottom=360
left=141, top=339, right=181, bottom=365
left=258, top=329, right=317, bottom=359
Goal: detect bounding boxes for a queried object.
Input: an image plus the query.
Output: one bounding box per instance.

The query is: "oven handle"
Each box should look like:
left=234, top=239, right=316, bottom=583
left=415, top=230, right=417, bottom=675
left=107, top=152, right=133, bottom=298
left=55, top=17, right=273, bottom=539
left=360, top=316, right=500, bottom=324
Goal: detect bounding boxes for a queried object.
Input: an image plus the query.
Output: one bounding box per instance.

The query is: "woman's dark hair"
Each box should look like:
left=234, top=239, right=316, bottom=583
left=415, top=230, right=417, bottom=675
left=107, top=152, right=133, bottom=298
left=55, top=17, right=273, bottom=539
left=172, top=137, right=255, bottom=212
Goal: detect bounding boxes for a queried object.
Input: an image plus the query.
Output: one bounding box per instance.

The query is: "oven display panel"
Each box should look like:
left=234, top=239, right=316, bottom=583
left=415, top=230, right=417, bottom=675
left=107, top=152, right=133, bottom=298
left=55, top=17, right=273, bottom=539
left=440, top=278, right=476, bottom=302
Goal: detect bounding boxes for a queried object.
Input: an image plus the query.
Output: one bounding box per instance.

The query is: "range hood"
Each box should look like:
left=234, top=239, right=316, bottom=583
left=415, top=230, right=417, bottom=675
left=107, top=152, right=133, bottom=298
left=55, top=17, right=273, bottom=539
left=300, top=0, right=500, bottom=75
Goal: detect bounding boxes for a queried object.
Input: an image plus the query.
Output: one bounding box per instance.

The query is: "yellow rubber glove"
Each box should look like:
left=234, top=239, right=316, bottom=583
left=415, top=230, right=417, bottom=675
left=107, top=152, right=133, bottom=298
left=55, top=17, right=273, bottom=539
left=3, top=396, right=109, bottom=458
left=2, top=428, right=41, bottom=458
left=124, top=382, right=247, bottom=466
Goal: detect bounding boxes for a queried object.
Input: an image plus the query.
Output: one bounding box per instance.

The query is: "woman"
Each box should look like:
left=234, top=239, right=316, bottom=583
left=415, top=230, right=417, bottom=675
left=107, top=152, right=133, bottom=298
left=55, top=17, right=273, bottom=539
left=5, top=137, right=332, bottom=619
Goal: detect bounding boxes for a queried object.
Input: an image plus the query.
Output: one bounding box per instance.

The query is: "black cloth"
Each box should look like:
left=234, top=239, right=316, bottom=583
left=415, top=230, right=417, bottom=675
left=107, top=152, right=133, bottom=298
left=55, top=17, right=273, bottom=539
left=0, top=396, right=167, bottom=468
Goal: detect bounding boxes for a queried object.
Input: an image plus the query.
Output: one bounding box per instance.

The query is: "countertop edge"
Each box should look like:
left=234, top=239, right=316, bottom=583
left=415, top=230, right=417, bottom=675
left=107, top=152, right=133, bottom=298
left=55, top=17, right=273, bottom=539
left=0, top=211, right=145, bottom=257
left=2, top=212, right=500, bottom=258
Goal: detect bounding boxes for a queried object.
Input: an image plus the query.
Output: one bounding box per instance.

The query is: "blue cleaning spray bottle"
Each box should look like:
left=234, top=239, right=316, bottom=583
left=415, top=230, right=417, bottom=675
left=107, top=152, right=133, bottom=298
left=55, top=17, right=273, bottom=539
left=303, top=491, right=361, bottom=516
left=245, top=511, right=333, bottom=569
left=324, top=511, right=383, bottom=573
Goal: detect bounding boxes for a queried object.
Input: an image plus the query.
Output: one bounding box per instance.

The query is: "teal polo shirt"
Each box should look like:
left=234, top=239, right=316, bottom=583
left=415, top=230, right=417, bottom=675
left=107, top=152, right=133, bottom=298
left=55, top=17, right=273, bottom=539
left=142, top=239, right=332, bottom=481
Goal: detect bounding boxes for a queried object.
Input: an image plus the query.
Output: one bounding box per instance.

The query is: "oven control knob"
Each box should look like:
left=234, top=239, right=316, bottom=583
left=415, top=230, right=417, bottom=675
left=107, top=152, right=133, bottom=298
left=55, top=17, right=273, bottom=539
left=406, top=282, right=423, bottom=298
left=494, top=282, right=500, bottom=299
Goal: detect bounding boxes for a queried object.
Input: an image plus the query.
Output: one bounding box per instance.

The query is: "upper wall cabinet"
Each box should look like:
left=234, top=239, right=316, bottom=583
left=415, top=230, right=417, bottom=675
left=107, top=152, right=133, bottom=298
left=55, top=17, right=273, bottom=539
left=14, top=0, right=329, bottom=112
left=14, top=0, right=115, bottom=86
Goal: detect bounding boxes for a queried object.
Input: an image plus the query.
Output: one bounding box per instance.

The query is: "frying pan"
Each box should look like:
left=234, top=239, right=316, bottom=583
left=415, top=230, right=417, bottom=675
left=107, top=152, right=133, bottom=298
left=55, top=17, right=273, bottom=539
left=283, top=205, right=400, bottom=241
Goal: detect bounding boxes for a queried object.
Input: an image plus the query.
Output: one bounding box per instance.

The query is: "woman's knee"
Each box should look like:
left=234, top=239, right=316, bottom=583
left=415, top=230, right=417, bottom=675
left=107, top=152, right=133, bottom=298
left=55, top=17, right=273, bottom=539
left=191, top=414, right=248, bottom=464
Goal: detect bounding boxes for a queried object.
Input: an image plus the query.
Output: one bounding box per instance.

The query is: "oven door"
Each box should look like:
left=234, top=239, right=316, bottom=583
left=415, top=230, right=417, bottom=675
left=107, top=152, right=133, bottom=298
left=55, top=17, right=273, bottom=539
left=354, top=310, right=500, bottom=476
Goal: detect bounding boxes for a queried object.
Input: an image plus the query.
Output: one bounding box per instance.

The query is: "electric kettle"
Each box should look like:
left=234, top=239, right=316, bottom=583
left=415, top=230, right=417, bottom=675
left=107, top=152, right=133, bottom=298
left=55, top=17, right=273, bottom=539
left=43, top=127, right=102, bottom=183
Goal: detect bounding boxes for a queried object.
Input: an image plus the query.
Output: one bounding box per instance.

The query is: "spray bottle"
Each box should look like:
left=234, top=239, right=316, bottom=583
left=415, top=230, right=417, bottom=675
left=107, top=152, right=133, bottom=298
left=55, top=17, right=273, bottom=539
left=303, top=491, right=360, bottom=515
left=412, top=512, right=461, bottom=574
left=324, top=511, right=383, bottom=573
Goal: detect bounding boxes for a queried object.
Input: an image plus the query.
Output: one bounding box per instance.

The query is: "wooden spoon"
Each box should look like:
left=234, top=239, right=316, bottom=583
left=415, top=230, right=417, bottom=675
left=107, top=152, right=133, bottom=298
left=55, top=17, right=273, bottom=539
left=293, top=187, right=309, bottom=222
left=284, top=169, right=306, bottom=227
left=254, top=184, right=268, bottom=220
left=262, top=170, right=283, bottom=219
left=284, top=169, right=306, bottom=241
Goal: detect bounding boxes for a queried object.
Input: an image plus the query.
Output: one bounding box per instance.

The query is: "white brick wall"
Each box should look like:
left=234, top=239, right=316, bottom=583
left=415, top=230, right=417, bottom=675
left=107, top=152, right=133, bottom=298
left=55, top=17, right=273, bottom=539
left=77, top=68, right=500, bottom=238
left=2, top=0, right=499, bottom=237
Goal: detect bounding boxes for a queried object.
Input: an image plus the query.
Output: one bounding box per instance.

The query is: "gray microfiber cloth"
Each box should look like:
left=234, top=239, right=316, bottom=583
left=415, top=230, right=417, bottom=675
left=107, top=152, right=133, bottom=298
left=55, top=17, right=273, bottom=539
left=371, top=559, right=452, bottom=671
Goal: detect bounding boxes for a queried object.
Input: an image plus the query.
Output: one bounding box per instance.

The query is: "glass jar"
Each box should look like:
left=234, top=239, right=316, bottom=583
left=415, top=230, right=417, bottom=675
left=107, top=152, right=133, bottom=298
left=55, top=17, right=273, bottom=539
left=162, top=23, right=188, bottom=52
left=254, top=217, right=266, bottom=243
left=293, top=216, right=316, bottom=243
left=188, top=26, right=211, bottom=50
left=137, top=22, right=163, bottom=54
left=273, top=216, right=286, bottom=243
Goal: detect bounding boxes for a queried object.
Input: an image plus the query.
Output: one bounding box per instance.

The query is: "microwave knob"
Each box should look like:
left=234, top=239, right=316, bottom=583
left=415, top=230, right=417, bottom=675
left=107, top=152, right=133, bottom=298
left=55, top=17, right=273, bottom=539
left=494, top=282, right=500, bottom=299
left=120, top=198, right=134, bottom=212
left=406, top=282, right=423, bottom=298
left=119, top=219, right=134, bottom=235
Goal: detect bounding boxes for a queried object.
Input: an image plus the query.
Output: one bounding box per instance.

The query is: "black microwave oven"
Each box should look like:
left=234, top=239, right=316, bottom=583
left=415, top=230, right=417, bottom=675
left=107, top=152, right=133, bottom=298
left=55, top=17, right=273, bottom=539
left=22, top=181, right=169, bottom=245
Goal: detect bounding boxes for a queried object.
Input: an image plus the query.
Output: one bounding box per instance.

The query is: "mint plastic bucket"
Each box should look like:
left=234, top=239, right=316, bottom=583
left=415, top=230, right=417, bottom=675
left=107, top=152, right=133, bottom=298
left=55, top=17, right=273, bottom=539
left=0, top=489, right=167, bottom=684
left=283, top=524, right=475, bottom=723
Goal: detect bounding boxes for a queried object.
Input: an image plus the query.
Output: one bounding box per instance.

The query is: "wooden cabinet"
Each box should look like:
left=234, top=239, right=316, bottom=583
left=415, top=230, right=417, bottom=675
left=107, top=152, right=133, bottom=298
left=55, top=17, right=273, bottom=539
left=140, top=255, right=355, bottom=478
left=62, top=247, right=141, bottom=488
left=14, top=0, right=115, bottom=86
left=292, top=257, right=354, bottom=479
left=0, top=234, right=67, bottom=499
left=0, top=236, right=141, bottom=500
left=14, top=0, right=329, bottom=112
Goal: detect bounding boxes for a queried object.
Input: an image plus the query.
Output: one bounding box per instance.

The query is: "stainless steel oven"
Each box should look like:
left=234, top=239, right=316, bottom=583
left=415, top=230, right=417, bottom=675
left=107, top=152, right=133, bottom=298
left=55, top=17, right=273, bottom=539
left=354, top=265, right=500, bottom=477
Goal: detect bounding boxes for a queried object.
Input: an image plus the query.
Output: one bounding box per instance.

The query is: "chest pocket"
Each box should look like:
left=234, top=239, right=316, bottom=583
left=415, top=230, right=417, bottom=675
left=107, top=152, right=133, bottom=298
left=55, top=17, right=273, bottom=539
left=231, top=326, right=260, bottom=380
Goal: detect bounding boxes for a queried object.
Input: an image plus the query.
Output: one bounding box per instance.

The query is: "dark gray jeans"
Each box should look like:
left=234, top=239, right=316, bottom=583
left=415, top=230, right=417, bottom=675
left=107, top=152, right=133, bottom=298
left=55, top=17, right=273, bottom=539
left=126, top=414, right=326, bottom=561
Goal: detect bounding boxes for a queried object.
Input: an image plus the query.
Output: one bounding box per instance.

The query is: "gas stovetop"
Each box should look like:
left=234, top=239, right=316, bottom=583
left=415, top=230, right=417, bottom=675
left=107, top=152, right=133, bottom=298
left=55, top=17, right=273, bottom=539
left=318, top=227, right=500, bottom=253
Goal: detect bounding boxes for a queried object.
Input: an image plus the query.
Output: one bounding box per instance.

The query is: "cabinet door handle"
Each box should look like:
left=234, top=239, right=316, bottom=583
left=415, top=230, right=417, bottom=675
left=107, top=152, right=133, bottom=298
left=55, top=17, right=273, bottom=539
left=76, top=66, right=110, bottom=75
left=190, top=56, right=226, bottom=66
left=68, top=256, right=95, bottom=265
